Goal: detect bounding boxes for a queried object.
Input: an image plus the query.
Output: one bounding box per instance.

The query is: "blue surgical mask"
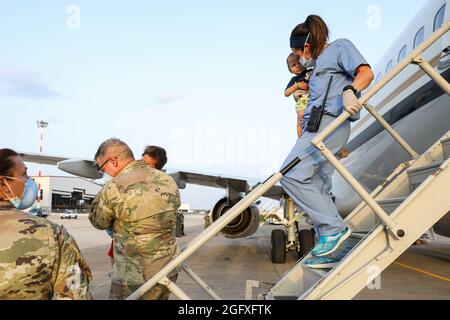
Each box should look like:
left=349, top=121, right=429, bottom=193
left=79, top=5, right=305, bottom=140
left=298, top=32, right=316, bottom=69
left=103, top=173, right=113, bottom=183
left=2, top=177, right=38, bottom=210
left=299, top=56, right=316, bottom=69
left=106, top=227, right=114, bottom=238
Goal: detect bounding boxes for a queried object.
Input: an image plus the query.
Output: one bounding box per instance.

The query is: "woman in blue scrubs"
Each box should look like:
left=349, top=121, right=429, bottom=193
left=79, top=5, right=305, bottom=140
left=280, top=15, right=374, bottom=268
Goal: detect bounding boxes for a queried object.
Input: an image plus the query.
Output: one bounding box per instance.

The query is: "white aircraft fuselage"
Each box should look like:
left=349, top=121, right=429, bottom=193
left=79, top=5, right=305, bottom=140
left=333, top=0, right=450, bottom=236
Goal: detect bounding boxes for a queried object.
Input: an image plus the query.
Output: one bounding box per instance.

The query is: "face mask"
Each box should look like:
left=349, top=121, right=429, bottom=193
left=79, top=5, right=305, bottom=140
left=106, top=227, right=114, bottom=238
left=103, top=173, right=113, bottom=183
left=299, top=56, right=316, bottom=69
left=298, top=32, right=316, bottom=69
left=2, top=177, right=38, bottom=210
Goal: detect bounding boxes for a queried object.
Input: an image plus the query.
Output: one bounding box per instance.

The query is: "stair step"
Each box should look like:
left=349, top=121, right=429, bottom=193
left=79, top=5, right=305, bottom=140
left=350, top=232, right=369, bottom=239
left=377, top=197, right=407, bottom=214
left=270, top=263, right=331, bottom=300
left=303, top=264, right=329, bottom=278
left=407, top=161, right=444, bottom=191
left=273, top=296, right=298, bottom=300
left=442, top=137, right=450, bottom=159
left=268, top=231, right=372, bottom=301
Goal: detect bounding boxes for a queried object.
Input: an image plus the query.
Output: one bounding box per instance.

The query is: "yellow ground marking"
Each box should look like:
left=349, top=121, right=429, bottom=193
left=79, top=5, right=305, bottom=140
left=393, top=261, right=450, bottom=283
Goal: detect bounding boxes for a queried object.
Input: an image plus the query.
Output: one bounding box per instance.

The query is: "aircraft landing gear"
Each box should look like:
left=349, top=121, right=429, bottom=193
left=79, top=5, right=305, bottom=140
left=270, top=229, right=286, bottom=263
left=297, top=229, right=315, bottom=259
left=269, top=196, right=316, bottom=264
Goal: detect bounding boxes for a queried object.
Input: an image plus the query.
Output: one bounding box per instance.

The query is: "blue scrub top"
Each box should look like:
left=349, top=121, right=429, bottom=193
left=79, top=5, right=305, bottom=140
left=304, top=38, right=369, bottom=123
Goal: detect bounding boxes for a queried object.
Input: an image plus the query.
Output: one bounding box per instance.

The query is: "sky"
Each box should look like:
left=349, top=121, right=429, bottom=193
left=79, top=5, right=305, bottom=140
left=0, top=0, right=430, bottom=209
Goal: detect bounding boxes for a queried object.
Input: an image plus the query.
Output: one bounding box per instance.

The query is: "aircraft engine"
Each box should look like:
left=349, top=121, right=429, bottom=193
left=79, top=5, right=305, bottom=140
left=211, top=197, right=260, bottom=239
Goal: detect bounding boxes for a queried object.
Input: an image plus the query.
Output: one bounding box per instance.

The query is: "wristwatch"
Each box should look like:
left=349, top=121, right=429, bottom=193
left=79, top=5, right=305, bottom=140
left=343, top=85, right=358, bottom=95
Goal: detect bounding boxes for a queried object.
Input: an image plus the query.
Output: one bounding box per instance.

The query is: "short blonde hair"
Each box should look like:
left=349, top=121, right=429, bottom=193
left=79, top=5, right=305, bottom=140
left=286, top=53, right=299, bottom=72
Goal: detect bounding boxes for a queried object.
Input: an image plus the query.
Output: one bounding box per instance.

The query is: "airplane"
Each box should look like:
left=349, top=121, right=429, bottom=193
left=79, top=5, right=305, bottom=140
left=19, top=0, right=450, bottom=263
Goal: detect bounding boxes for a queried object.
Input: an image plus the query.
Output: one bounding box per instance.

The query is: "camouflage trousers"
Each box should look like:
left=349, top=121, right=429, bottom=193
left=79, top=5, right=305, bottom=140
left=109, top=273, right=178, bottom=300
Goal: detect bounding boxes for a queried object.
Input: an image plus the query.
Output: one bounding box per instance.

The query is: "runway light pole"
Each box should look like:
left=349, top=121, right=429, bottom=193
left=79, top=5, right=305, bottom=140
left=36, top=120, right=49, bottom=208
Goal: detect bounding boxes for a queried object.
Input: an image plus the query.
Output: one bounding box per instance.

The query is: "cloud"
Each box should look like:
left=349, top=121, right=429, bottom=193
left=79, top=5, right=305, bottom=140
left=0, top=68, right=60, bottom=99
left=153, top=94, right=184, bottom=104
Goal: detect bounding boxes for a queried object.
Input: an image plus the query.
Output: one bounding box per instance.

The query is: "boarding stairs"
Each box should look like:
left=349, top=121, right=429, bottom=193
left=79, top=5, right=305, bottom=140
left=263, top=132, right=450, bottom=300
left=126, top=22, right=450, bottom=300
left=263, top=21, right=450, bottom=300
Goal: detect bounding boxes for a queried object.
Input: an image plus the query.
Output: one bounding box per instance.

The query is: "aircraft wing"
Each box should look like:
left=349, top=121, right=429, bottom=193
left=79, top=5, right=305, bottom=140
left=259, top=184, right=285, bottom=200
left=19, top=152, right=68, bottom=165
left=21, top=152, right=285, bottom=200
left=167, top=170, right=285, bottom=200
left=168, top=170, right=253, bottom=189
left=20, top=152, right=103, bottom=179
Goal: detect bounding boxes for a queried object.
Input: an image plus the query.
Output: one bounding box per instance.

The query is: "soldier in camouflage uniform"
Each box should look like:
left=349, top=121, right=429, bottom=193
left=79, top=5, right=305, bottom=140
left=90, top=138, right=180, bottom=300
left=0, top=149, right=92, bottom=300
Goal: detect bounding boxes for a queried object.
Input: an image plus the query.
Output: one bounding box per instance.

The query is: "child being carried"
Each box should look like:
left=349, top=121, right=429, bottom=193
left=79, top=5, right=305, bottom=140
left=284, top=53, right=313, bottom=137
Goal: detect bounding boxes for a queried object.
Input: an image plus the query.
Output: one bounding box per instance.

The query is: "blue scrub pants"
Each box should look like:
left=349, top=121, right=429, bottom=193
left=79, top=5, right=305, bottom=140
left=280, top=115, right=351, bottom=237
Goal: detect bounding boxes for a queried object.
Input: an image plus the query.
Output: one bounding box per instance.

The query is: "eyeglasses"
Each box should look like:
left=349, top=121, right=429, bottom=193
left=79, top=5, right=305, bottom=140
left=1, top=175, right=30, bottom=183
left=95, top=158, right=110, bottom=173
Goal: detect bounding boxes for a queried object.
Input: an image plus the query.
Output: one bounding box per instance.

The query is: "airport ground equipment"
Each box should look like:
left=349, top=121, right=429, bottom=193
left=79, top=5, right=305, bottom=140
left=263, top=21, right=450, bottom=300
left=127, top=22, right=450, bottom=300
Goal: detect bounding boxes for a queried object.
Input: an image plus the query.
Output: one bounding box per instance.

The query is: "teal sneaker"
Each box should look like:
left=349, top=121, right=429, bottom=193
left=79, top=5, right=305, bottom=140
left=304, top=256, right=338, bottom=269
left=311, top=227, right=351, bottom=257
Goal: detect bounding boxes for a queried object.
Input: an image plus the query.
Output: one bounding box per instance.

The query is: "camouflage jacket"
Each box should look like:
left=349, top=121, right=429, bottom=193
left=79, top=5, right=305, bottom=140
left=0, top=202, right=92, bottom=300
left=89, top=161, right=181, bottom=288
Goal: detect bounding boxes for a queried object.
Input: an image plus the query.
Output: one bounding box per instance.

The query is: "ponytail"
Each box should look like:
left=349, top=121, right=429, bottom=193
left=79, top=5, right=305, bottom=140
left=291, top=15, right=329, bottom=59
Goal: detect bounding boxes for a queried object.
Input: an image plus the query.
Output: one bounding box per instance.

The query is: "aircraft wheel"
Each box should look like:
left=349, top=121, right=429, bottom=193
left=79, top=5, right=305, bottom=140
left=298, top=229, right=315, bottom=259
left=271, top=229, right=286, bottom=264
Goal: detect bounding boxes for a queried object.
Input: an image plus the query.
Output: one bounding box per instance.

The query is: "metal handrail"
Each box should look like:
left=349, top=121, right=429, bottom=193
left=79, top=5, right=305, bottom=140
left=310, top=21, right=450, bottom=240
left=363, top=103, right=419, bottom=159
left=126, top=157, right=300, bottom=300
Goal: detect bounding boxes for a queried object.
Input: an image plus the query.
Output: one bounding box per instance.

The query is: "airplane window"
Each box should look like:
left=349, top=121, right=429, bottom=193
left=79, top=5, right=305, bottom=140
left=414, top=27, right=425, bottom=49
left=385, top=60, right=393, bottom=74
left=398, top=45, right=407, bottom=62
left=434, top=4, right=446, bottom=31
left=375, top=73, right=382, bottom=83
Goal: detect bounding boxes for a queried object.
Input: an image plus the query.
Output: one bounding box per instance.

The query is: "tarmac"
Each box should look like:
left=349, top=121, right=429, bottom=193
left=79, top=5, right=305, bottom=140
left=48, top=213, right=450, bottom=300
